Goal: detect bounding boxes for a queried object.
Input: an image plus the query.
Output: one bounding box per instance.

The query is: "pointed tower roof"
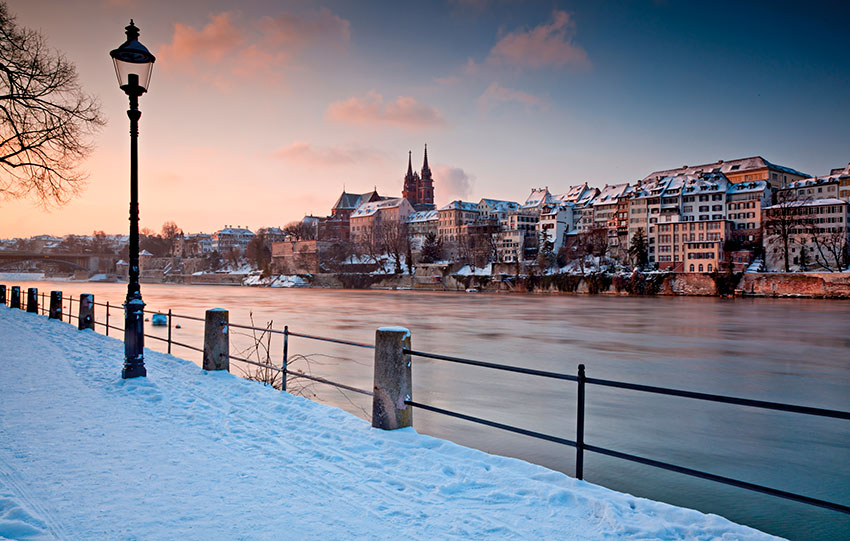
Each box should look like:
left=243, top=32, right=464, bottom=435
left=421, top=144, right=432, bottom=179
left=404, top=150, right=415, bottom=183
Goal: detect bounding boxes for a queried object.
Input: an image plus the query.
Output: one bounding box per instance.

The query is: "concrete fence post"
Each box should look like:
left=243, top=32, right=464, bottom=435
left=49, top=291, right=63, bottom=320
left=78, top=294, right=94, bottom=330
left=372, top=326, right=412, bottom=430
left=10, top=286, right=20, bottom=309
left=26, top=288, right=38, bottom=313
left=203, top=308, right=229, bottom=371
left=0, top=285, right=6, bottom=305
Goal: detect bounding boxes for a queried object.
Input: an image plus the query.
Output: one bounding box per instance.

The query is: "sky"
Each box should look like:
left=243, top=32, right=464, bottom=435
left=2, top=0, right=849, bottom=238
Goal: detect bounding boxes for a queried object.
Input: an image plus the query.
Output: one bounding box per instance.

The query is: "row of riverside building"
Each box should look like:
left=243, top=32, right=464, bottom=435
left=197, top=149, right=850, bottom=274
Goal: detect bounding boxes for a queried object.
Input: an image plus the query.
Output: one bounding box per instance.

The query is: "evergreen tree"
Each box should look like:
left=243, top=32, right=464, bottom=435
left=536, top=231, right=556, bottom=270
left=420, top=232, right=442, bottom=263
left=628, top=227, right=649, bottom=268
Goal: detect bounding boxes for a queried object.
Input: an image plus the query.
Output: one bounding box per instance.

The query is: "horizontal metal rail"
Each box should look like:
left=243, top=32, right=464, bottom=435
left=225, top=321, right=375, bottom=350
left=168, top=340, right=203, bottom=354
left=288, top=371, right=373, bottom=397
left=406, top=400, right=576, bottom=447
left=226, top=321, right=284, bottom=334
left=225, top=353, right=283, bottom=372
left=404, top=349, right=578, bottom=381
left=583, top=443, right=850, bottom=515
left=169, top=312, right=206, bottom=323
left=585, top=377, right=850, bottom=420
left=287, top=330, right=374, bottom=350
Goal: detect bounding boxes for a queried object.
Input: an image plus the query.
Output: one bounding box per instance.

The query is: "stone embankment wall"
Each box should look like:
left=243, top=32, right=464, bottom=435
left=738, top=273, right=850, bottom=298
left=247, top=269, right=850, bottom=298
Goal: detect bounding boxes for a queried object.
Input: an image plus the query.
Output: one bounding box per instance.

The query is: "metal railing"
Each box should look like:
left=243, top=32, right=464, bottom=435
left=402, top=349, right=850, bottom=515
left=221, top=320, right=374, bottom=396
left=3, top=285, right=847, bottom=516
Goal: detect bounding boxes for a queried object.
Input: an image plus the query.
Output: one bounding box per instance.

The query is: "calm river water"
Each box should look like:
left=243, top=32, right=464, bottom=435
left=8, top=280, right=850, bottom=540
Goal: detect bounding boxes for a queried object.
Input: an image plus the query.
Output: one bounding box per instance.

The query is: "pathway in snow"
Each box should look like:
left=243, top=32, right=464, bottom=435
left=0, top=307, right=778, bottom=540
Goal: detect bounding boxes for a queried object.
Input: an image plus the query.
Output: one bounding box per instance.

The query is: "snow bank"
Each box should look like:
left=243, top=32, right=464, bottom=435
left=0, top=307, right=778, bottom=540
left=454, top=263, right=492, bottom=276
left=0, top=272, right=45, bottom=281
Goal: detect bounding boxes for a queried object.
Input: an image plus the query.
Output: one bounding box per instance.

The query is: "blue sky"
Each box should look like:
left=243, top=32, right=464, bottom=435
left=3, top=0, right=848, bottom=236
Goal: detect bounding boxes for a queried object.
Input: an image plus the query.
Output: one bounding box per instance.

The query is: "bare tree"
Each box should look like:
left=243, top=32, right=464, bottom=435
left=378, top=220, right=410, bottom=274
left=808, top=226, right=849, bottom=272
left=564, top=228, right=609, bottom=274
left=764, top=190, right=811, bottom=272
left=283, top=220, right=318, bottom=242
left=0, top=3, right=105, bottom=204
left=161, top=221, right=182, bottom=256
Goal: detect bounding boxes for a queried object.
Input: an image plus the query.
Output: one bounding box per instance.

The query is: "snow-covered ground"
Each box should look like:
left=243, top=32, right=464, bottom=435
left=0, top=307, right=778, bottom=540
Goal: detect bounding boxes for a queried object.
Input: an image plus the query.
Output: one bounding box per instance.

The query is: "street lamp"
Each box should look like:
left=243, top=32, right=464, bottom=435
left=110, top=20, right=155, bottom=379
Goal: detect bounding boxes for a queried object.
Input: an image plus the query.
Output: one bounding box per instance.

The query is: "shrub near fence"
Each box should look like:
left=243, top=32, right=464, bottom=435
left=2, top=283, right=848, bottom=518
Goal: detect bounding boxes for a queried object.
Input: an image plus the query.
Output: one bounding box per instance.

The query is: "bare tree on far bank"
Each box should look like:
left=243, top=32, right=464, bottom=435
left=0, top=2, right=104, bottom=204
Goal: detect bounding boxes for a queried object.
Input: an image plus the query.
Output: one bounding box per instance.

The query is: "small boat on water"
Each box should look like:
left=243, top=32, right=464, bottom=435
left=151, top=313, right=168, bottom=326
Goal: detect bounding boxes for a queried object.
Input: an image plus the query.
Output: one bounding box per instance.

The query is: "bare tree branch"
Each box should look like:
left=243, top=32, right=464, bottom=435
left=0, top=2, right=104, bottom=205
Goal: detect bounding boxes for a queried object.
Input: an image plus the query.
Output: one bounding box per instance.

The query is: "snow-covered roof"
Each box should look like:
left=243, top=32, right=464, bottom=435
left=406, top=210, right=438, bottom=223
left=479, top=198, right=520, bottom=212
left=216, top=226, right=255, bottom=236
left=439, top=200, right=479, bottom=212
left=574, top=187, right=600, bottom=207
left=727, top=181, right=769, bottom=195
left=332, top=190, right=382, bottom=211
left=786, top=175, right=845, bottom=189
left=554, top=183, right=590, bottom=202
left=592, top=183, right=630, bottom=206
left=764, top=198, right=847, bottom=210
left=352, top=198, right=410, bottom=218
left=642, top=156, right=808, bottom=183
left=523, top=188, right=553, bottom=208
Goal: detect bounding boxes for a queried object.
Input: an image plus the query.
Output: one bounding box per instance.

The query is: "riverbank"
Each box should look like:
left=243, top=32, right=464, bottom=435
left=0, top=307, right=778, bottom=540
left=238, top=270, right=850, bottom=299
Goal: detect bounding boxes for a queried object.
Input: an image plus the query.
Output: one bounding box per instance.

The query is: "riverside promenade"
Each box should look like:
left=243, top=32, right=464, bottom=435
left=0, top=306, right=776, bottom=540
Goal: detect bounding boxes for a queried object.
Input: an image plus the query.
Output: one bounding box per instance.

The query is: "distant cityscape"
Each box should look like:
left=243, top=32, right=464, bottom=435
left=2, top=147, right=849, bottom=281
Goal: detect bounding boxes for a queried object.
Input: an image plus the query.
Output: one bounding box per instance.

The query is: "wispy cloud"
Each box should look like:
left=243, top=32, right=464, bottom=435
left=478, top=82, right=548, bottom=111
left=159, top=13, right=245, bottom=65
left=487, top=10, right=589, bottom=70
left=273, top=141, right=384, bottom=166
left=434, top=165, right=474, bottom=203
left=325, top=91, right=446, bottom=129
left=259, top=8, right=350, bottom=48
left=157, top=9, right=350, bottom=89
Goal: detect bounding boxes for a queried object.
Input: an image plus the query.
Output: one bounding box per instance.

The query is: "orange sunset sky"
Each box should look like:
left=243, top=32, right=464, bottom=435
left=2, top=0, right=848, bottom=238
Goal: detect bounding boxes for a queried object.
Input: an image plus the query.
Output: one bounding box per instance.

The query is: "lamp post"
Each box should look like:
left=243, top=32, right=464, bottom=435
left=110, top=20, right=155, bottom=379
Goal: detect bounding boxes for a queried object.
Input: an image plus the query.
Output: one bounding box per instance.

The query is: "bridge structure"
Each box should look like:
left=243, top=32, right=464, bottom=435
left=0, top=251, right=119, bottom=273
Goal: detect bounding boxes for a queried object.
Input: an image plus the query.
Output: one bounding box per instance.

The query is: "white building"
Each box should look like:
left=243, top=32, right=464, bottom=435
left=212, top=226, right=255, bottom=253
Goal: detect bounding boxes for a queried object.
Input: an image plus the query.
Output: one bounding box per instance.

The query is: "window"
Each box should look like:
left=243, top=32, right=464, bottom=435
left=708, top=264, right=713, bottom=272
left=699, top=264, right=704, bottom=272
left=690, top=264, right=695, bottom=271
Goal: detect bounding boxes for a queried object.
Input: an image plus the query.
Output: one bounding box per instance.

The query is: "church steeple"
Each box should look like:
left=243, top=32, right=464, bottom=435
left=402, top=150, right=417, bottom=204
left=421, top=144, right=431, bottom=180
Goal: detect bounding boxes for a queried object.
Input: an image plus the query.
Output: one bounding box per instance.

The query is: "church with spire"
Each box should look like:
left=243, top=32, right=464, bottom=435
left=402, top=145, right=436, bottom=211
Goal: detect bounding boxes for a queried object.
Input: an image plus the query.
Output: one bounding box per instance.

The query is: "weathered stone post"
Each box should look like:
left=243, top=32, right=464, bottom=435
left=372, top=326, right=412, bottom=430
left=10, top=286, right=20, bottom=309
left=49, top=291, right=63, bottom=320
left=203, top=308, right=229, bottom=371
left=0, top=285, right=6, bottom=305
left=26, top=288, right=38, bottom=313
left=78, top=294, right=94, bottom=330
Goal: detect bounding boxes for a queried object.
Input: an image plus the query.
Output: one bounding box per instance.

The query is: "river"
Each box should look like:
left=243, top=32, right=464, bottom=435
left=5, top=280, right=849, bottom=540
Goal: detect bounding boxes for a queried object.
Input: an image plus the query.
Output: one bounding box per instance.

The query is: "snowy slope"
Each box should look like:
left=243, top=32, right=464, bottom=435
left=0, top=307, right=779, bottom=540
